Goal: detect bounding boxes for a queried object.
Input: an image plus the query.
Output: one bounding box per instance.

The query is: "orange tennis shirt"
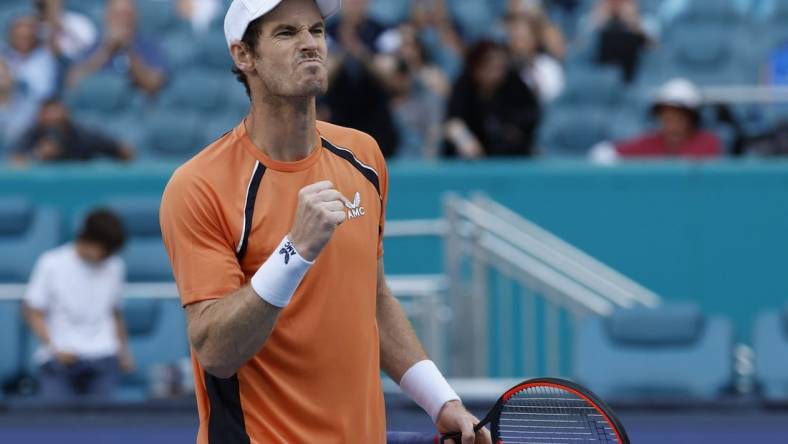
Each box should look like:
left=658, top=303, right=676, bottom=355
left=160, top=120, right=389, bottom=443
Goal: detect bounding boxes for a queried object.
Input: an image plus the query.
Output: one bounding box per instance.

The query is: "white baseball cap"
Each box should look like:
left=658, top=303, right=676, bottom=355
left=653, top=78, right=703, bottom=111
left=224, top=0, right=341, bottom=48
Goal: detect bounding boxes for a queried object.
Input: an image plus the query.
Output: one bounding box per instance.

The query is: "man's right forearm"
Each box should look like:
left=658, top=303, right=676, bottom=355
left=186, top=285, right=282, bottom=379
left=184, top=182, right=346, bottom=379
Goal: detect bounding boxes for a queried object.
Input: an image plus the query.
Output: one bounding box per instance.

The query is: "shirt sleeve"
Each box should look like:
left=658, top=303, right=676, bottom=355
left=160, top=170, right=245, bottom=306
left=24, top=255, right=51, bottom=310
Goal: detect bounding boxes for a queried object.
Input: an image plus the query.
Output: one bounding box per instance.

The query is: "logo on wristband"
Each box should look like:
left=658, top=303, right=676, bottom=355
left=279, top=242, right=297, bottom=265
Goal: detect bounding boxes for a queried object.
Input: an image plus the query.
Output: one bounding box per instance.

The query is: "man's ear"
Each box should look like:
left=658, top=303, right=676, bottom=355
left=230, top=41, right=256, bottom=74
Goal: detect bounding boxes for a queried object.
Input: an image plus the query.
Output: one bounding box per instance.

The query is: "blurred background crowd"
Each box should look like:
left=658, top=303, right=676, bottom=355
left=4, top=4, right=788, bottom=441
left=2, top=0, right=788, bottom=164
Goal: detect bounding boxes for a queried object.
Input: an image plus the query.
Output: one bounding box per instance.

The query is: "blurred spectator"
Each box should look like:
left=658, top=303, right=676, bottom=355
left=67, top=0, right=167, bottom=97
left=590, top=79, right=721, bottom=162
left=377, top=23, right=448, bottom=159
left=742, top=119, right=788, bottom=156
left=11, top=97, right=134, bottom=164
left=505, top=0, right=566, bottom=61
left=585, top=0, right=651, bottom=82
left=36, top=0, right=99, bottom=62
left=2, top=13, right=58, bottom=101
left=0, top=57, right=38, bottom=151
left=324, top=0, right=398, bottom=157
left=444, top=40, right=541, bottom=158
left=23, top=209, right=134, bottom=402
left=504, top=11, right=565, bottom=103
left=175, top=0, right=222, bottom=33
left=408, top=0, right=464, bottom=79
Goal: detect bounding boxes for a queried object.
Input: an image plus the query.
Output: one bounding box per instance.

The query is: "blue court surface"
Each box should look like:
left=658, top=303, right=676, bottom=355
left=1, top=399, right=787, bottom=444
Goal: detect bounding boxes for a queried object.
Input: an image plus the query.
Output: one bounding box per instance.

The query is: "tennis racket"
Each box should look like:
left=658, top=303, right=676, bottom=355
left=438, top=377, right=629, bottom=444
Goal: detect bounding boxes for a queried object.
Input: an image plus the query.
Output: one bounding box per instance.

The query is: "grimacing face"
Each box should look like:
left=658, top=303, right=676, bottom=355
left=247, top=0, right=329, bottom=99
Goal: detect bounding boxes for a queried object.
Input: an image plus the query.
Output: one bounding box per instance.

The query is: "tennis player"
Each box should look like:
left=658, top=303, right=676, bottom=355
left=159, top=0, right=490, bottom=442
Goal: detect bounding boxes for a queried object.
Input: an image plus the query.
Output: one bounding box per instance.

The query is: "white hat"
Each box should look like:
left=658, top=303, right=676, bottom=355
left=224, top=0, right=341, bottom=48
left=653, top=78, right=703, bottom=111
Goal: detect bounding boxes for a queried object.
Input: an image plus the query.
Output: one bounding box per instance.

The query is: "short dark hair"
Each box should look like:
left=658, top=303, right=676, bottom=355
left=77, top=209, right=127, bottom=256
left=231, top=16, right=266, bottom=99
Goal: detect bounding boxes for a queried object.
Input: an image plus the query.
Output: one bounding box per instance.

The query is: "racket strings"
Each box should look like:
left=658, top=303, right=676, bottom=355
left=496, top=386, right=619, bottom=443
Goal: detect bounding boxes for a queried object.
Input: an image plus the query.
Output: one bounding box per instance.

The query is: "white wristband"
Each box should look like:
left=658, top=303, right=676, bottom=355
left=250, top=236, right=313, bottom=308
left=399, top=360, right=460, bottom=423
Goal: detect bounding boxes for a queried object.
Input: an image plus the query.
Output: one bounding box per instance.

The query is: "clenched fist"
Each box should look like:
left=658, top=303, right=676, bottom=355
left=288, top=181, right=348, bottom=262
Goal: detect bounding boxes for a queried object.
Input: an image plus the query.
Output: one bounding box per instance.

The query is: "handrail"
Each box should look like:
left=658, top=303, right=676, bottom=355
left=449, top=197, right=658, bottom=313
left=477, top=233, right=614, bottom=316
left=471, top=194, right=661, bottom=308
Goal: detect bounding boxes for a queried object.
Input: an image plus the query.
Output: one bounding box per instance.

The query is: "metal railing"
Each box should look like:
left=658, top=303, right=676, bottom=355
left=0, top=274, right=450, bottom=370
left=0, top=195, right=661, bottom=379
left=443, top=193, right=661, bottom=377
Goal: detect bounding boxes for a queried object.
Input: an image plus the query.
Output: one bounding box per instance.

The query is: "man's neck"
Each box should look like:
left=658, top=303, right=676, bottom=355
left=246, top=95, right=318, bottom=162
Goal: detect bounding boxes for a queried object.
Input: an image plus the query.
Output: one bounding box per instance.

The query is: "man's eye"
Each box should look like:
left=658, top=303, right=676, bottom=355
left=277, top=30, right=294, bottom=37
left=311, top=28, right=324, bottom=35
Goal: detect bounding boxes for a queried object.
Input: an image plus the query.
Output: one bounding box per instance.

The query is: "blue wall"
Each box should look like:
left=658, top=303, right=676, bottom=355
left=3, top=159, right=788, bottom=343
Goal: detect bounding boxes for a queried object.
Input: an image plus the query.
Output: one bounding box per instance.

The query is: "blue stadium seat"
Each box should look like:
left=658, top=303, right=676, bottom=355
left=161, top=29, right=201, bottom=73
left=538, top=108, right=611, bottom=156
left=670, top=0, right=744, bottom=24
left=136, top=0, right=177, bottom=35
left=116, top=298, right=189, bottom=401
left=555, top=66, right=624, bottom=108
left=65, top=72, right=131, bottom=115
left=659, top=23, right=752, bottom=86
left=753, top=307, right=788, bottom=401
left=159, top=70, right=228, bottom=114
left=102, top=197, right=172, bottom=282
left=0, top=199, right=60, bottom=283
left=197, top=28, right=234, bottom=72
left=573, top=303, right=734, bottom=402
left=447, top=0, right=501, bottom=42
left=141, top=111, right=209, bottom=161
left=368, top=0, right=411, bottom=27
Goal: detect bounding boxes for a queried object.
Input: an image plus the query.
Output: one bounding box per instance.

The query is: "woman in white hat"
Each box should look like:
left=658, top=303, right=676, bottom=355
left=591, top=78, right=721, bottom=163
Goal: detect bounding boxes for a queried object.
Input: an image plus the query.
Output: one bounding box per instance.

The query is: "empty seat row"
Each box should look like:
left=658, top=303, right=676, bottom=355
left=0, top=196, right=170, bottom=284
left=574, top=303, right=788, bottom=403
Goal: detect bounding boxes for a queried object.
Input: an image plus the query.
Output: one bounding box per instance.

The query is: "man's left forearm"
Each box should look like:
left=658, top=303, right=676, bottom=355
left=377, top=283, right=428, bottom=383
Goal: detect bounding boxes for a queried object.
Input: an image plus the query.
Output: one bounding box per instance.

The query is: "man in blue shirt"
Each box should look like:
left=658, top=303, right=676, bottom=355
left=66, top=0, right=168, bottom=97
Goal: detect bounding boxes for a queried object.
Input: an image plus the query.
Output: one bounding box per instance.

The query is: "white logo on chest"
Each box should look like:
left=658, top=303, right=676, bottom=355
left=343, top=192, right=366, bottom=220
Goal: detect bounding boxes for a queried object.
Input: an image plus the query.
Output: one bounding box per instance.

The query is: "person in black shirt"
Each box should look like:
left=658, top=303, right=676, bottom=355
left=588, top=0, right=650, bottom=83
left=444, top=40, right=541, bottom=158
left=323, top=0, right=399, bottom=157
left=11, top=98, right=134, bottom=164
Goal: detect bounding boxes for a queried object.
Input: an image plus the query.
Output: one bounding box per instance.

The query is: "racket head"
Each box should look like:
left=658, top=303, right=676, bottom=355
left=488, top=377, right=630, bottom=444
